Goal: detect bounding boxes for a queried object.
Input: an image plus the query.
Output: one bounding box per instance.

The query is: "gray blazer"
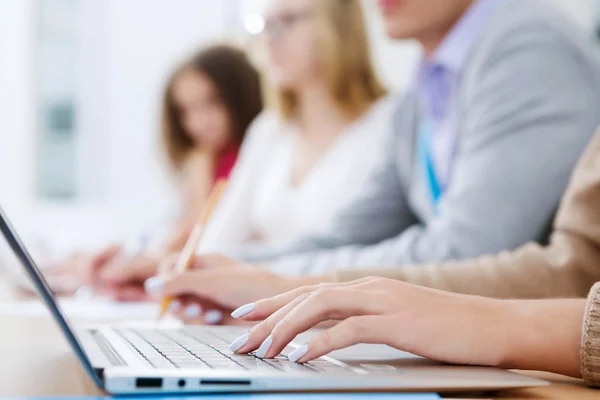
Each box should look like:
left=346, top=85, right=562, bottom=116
left=239, top=0, right=600, bottom=275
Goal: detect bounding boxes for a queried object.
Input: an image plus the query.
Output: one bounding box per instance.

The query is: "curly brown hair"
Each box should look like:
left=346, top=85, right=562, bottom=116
left=162, top=45, right=263, bottom=172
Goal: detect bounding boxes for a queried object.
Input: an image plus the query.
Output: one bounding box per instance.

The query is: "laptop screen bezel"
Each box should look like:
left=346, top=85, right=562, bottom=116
left=0, top=206, right=103, bottom=389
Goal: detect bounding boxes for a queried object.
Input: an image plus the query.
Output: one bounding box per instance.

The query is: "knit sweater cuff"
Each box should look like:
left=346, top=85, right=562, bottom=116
left=581, top=282, right=600, bottom=387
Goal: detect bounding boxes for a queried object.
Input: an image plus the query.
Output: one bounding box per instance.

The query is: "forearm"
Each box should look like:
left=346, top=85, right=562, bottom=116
left=334, top=233, right=600, bottom=300
left=499, top=299, right=586, bottom=378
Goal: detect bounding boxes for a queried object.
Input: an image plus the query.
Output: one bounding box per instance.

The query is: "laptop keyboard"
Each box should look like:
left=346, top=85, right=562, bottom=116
left=118, top=329, right=346, bottom=373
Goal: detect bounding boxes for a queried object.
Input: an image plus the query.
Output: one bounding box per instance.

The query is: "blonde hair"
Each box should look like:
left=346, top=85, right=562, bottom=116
left=274, top=0, right=386, bottom=120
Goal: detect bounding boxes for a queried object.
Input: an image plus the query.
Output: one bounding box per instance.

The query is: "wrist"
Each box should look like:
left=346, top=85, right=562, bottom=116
left=498, top=299, right=585, bottom=377
left=490, top=300, right=530, bottom=370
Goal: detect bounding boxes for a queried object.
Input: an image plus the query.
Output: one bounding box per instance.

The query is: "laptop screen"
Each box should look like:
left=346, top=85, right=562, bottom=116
left=0, top=206, right=103, bottom=389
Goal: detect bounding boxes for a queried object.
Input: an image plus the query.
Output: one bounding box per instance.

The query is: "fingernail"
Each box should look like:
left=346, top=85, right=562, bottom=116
left=144, top=276, right=163, bottom=294
left=204, top=310, right=224, bottom=325
left=231, top=303, right=256, bottom=319
left=169, top=300, right=182, bottom=313
left=183, top=304, right=202, bottom=319
left=229, top=333, right=250, bottom=352
left=288, top=344, right=309, bottom=363
left=255, top=334, right=273, bottom=358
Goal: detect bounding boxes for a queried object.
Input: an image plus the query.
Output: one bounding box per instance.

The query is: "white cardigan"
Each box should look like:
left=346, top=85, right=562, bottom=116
left=197, top=97, right=395, bottom=260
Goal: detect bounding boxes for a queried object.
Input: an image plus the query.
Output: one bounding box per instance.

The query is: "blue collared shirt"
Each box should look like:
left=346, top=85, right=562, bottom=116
left=416, top=0, right=505, bottom=189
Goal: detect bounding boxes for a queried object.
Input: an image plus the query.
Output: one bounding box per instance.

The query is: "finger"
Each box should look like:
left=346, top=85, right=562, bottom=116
left=175, top=302, right=204, bottom=323
left=288, top=315, right=389, bottom=363
left=168, top=295, right=225, bottom=325
left=255, top=288, right=387, bottom=359
left=230, top=291, right=314, bottom=354
left=202, top=309, right=225, bottom=325
left=174, top=304, right=225, bottom=326
left=231, top=277, right=378, bottom=321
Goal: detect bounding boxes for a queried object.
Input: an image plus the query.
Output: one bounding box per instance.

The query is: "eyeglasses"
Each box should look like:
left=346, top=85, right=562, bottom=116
left=263, top=10, right=313, bottom=37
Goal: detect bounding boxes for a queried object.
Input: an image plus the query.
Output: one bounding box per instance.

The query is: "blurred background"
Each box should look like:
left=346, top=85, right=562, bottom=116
left=0, top=0, right=597, bottom=257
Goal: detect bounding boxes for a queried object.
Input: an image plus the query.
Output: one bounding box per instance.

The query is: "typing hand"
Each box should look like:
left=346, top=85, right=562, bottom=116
left=227, top=277, right=512, bottom=365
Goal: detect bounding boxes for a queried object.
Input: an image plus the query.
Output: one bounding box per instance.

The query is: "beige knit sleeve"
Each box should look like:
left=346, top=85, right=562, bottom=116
left=582, top=282, right=600, bottom=387
left=333, top=232, right=600, bottom=299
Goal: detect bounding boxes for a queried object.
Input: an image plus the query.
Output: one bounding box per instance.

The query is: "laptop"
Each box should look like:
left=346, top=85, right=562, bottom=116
left=0, top=206, right=549, bottom=395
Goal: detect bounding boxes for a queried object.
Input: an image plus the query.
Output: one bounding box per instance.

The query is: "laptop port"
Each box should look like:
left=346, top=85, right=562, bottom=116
left=135, top=378, right=163, bottom=388
left=200, top=380, right=251, bottom=386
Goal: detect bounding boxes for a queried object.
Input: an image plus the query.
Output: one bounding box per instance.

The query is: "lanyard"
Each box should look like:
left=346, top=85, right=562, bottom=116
left=417, top=117, right=443, bottom=214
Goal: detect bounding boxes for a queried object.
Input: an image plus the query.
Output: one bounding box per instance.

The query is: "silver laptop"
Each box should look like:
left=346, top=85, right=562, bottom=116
left=0, top=206, right=549, bottom=395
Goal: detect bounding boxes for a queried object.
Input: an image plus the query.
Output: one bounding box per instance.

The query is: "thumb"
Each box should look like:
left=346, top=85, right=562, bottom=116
left=289, top=315, right=390, bottom=363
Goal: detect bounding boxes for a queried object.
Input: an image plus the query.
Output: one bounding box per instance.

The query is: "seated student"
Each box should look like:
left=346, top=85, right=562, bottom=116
left=223, top=0, right=600, bottom=275
left=192, top=0, right=391, bottom=257
left=47, top=45, right=263, bottom=297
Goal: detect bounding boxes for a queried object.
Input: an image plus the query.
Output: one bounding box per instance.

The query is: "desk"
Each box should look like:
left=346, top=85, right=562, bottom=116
left=0, top=315, right=597, bottom=399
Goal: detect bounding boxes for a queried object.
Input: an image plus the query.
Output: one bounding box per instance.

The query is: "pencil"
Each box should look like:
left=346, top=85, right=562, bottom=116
left=158, top=179, right=228, bottom=319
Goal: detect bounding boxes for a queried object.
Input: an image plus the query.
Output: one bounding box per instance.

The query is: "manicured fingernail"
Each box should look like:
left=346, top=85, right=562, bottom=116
left=169, top=300, right=182, bottom=313
left=231, top=303, right=256, bottom=319
left=288, top=344, right=308, bottom=363
left=183, top=304, right=202, bottom=319
left=144, top=276, right=163, bottom=294
left=204, top=310, right=224, bottom=325
left=255, top=335, right=273, bottom=358
left=229, top=333, right=250, bottom=352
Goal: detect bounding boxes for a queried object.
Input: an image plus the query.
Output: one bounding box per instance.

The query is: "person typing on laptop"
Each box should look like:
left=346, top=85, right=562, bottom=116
left=224, top=278, right=600, bottom=388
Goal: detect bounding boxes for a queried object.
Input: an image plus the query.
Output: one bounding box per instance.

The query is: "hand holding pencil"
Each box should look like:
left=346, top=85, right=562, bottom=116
left=157, top=179, right=227, bottom=319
